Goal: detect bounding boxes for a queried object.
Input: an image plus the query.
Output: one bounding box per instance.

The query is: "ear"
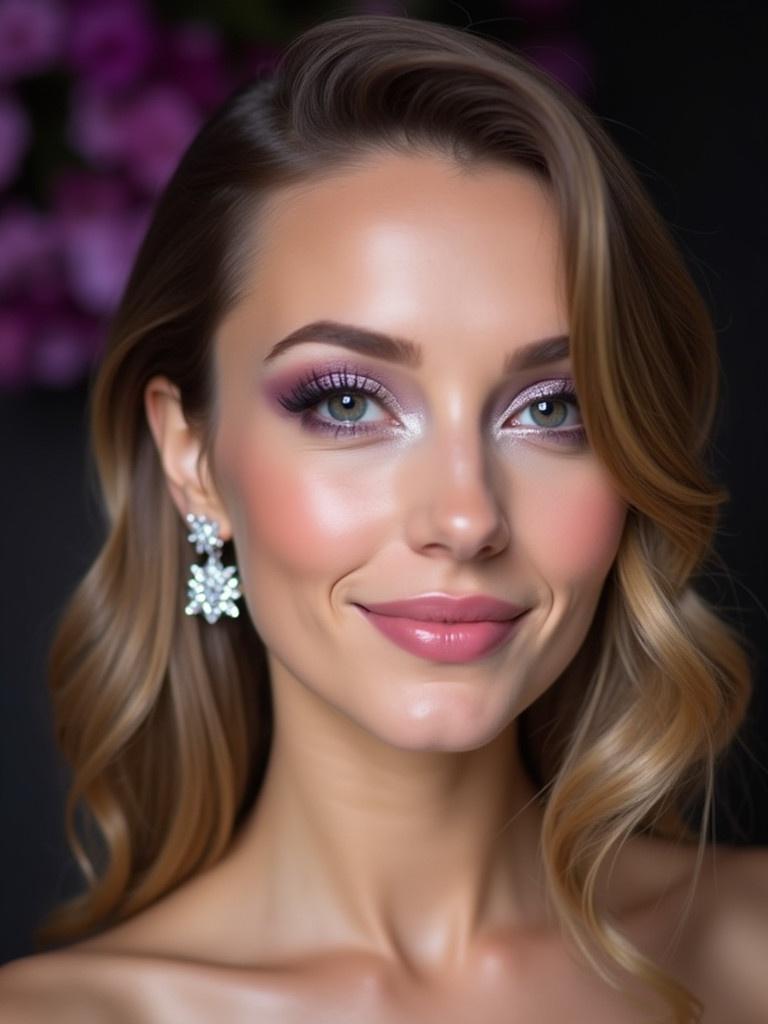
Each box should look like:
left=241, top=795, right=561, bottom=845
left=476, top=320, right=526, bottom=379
left=144, top=375, right=232, bottom=540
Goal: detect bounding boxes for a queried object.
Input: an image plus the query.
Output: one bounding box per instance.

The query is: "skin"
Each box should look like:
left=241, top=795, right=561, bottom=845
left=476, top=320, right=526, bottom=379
left=142, top=151, right=628, bottom=976
left=4, top=152, right=768, bottom=1022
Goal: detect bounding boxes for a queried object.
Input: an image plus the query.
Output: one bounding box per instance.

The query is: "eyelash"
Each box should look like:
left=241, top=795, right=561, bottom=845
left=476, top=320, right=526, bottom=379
left=277, top=364, right=587, bottom=446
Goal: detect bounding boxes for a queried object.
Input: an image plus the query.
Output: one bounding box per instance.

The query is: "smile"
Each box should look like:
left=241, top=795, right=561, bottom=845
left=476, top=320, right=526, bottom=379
left=353, top=605, right=528, bottom=663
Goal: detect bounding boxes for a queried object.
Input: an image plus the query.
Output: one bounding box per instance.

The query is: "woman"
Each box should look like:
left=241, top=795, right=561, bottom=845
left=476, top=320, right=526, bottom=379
left=1, top=13, right=765, bottom=1023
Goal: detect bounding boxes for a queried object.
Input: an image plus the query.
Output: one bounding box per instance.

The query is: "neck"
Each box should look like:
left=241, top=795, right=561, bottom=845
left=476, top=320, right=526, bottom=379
left=226, top=656, right=553, bottom=977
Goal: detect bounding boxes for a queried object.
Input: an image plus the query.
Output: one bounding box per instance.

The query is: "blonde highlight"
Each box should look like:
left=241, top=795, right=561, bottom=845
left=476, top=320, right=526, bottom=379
left=35, top=16, right=752, bottom=1023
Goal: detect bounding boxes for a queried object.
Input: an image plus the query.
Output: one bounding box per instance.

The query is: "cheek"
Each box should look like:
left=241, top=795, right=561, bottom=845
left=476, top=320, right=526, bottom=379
left=519, top=461, right=627, bottom=582
left=221, top=441, right=389, bottom=579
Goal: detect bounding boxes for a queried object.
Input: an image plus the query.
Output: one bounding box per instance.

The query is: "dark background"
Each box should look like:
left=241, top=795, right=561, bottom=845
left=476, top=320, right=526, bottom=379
left=2, top=0, right=767, bottom=964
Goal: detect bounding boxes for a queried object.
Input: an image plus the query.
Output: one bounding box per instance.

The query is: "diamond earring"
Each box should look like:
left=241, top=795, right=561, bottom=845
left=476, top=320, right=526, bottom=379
left=184, top=513, right=241, bottom=624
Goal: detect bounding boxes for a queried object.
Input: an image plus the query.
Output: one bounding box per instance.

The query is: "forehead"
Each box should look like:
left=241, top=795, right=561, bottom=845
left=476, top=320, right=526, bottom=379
left=223, top=152, right=567, bottom=364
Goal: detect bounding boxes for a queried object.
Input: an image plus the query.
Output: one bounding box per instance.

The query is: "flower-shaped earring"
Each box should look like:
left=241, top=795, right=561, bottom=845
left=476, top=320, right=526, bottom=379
left=184, top=513, right=241, bottom=624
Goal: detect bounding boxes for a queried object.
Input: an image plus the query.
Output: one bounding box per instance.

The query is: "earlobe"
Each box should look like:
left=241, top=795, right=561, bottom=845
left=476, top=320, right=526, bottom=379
left=143, top=376, right=232, bottom=539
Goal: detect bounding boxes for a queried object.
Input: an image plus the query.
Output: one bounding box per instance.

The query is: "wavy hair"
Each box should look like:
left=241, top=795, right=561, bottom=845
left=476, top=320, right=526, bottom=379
left=36, top=15, right=752, bottom=1023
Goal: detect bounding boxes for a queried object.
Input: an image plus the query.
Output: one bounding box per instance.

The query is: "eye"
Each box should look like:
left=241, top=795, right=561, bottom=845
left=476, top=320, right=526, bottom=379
left=276, top=367, right=587, bottom=448
left=318, top=391, right=384, bottom=425
left=276, top=365, right=398, bottom=437
left=504, top=379, right=586, bottom=447
left=514, top=394, right=579, bottom=429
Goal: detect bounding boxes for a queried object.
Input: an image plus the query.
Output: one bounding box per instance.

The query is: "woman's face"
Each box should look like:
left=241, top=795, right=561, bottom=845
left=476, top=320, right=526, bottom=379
left=210, top=151, right=627, bottom=751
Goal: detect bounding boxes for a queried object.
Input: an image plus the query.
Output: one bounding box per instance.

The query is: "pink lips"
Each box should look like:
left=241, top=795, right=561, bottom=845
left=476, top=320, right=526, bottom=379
left=353, top=593, right=528, bottom=664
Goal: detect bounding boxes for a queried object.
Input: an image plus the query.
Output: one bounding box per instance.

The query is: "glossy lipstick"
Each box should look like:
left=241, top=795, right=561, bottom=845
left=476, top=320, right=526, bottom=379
left=353, top=593, right=528, bottom=664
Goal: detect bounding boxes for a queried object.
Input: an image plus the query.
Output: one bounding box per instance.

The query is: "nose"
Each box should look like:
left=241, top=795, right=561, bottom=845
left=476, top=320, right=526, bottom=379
left=403, top=426, right=511, bottom=563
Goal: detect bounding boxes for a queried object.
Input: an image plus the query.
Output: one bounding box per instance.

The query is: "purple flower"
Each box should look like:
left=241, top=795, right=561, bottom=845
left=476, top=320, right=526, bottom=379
left=0, top=200, right=61, bottom=301
left=0, top=91, right=31, bottom=188
left=66, top=0, right=157, bottom=93
left=159, top=21, right=234, bottom=111
left=0, top=0, right=64, bottom=83
left=68, top=84, right=129, bottom=164
left=58, top=203, right=152, bottom=314
left=118, top=84, right=200, bottom=193
left=51, top=170, right=151, bottom=319
left=0, top=303, right=33, bottom=388
left=69, top=81, right=200, bottom=193
left=52, top=166, right=134, bottom=217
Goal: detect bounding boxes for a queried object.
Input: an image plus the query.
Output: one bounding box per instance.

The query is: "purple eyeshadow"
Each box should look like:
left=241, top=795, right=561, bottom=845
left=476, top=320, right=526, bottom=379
left=265, top=361, right=587, bottom=448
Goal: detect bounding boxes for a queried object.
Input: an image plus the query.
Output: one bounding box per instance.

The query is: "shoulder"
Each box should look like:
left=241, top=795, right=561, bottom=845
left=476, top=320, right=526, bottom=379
left=0, top=932, right=295, bottom=1024
left=609, top=835, right=768, bottom=1021
left=678, top=842, right=768, bottom=1022
left=703, top=845, right=768, bottom=982
left=0, top=949, right=151, bottom=1023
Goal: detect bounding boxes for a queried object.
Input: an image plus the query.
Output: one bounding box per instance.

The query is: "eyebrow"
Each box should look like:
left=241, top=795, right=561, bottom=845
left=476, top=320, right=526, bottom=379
left=263, top=319, right=570, bottom=374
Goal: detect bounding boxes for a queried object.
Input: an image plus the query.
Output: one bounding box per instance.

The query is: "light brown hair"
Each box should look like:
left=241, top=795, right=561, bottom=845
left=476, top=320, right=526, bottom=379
left=37, top=15, right=752, bottom=1023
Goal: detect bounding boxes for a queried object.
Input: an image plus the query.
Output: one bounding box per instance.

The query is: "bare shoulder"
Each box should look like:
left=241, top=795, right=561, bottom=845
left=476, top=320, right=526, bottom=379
left=0, top=927, right=303, bottom=1024
left=606, top=834, right=768, bottom=1022
left=0, top=943, right=249, bottom=1024
left=703, top=845, right=768, bottom=995
left=0, top=949, right=141, bottom=1023
left=668, top=841, right=768, bottom=1024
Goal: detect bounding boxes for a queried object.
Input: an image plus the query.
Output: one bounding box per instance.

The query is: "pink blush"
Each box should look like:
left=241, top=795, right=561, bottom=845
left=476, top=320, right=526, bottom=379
left=531, top=485, right=626, bottom=577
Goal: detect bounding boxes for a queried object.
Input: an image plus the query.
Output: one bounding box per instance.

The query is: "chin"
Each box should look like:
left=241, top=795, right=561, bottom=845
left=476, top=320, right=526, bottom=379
left=367, top=683, right=517, bottom=753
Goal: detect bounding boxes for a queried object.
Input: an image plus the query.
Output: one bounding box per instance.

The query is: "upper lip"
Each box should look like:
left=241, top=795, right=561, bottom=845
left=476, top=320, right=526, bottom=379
left=355, top=593, right=527, bottom=622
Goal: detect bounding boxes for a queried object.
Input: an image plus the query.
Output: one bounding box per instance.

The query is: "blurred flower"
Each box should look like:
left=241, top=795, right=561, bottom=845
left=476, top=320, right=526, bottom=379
left=58, top=202, right=151, bottom=314
left=0, top=0, right=64, bottom=83
left=0, top=303, right=33, bottom=388
left=51, top=166, right=134, bottom=218
left=68, top=81, right=200, bottom=194
left=68, top=84, right=129, bottom=164
left=0, top=199, right=61, bottom=302
left=51, top=168, right=150, bottom=314
left=119, top=84, right=201, bottom=193
left=160, top=21, right=234, bottom=110
left=66, top=0, right=156, bottom=93
left=52, top=167, right=141, bottom=313
left=0, top=91, right=31, bottom=188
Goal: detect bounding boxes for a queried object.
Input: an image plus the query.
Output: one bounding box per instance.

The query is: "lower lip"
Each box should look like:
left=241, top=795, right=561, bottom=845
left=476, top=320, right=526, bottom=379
left=354, top=606, right=528, bottom=663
